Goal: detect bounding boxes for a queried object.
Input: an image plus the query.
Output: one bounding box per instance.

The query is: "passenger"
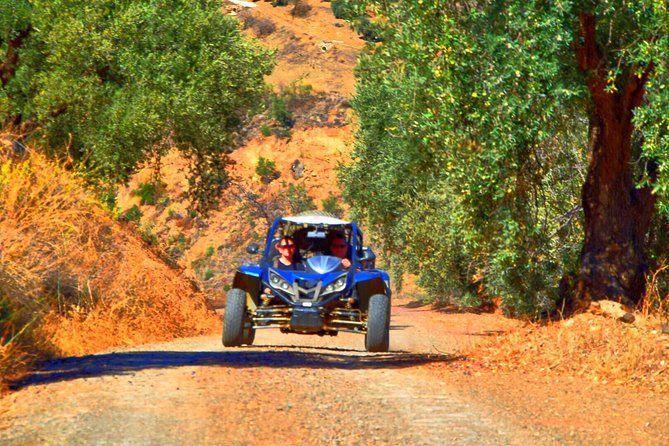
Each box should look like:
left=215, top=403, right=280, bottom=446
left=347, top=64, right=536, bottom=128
left=272, top=235, right=304, bottom=271
left=329, top=234, right=352, bottom=270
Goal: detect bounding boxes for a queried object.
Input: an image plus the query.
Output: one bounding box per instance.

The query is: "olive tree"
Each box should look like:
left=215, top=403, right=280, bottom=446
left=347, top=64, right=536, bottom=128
left=341, top=0, right=668, bottom=312
left=1, top=0, right=274, bottom=211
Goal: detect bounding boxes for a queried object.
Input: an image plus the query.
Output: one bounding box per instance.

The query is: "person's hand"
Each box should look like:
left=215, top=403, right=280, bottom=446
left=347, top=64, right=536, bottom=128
left=341, top=258, right=352, bottom=269
left=263, top=287, right=271, bottom=294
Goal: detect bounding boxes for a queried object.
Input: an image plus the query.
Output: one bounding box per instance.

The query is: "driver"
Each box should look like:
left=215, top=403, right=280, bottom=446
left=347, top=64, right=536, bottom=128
left=329, top=234, right=352, bottom=270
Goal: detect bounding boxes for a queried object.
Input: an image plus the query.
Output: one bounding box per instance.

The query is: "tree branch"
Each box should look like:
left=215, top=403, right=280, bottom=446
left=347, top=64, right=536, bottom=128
left=623, top=62, right=654, bottom=111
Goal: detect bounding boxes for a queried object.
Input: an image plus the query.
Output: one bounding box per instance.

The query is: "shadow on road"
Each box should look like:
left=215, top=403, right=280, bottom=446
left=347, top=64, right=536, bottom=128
left=11, top=349, right=462, bottom=390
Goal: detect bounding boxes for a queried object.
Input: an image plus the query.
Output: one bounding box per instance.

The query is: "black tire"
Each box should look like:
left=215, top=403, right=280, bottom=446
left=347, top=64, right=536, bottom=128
left=365, top=294, right=390, bottom=352
left=223, top=288, right=247, bottom=347
left=242, top=318, right=256, bottom=345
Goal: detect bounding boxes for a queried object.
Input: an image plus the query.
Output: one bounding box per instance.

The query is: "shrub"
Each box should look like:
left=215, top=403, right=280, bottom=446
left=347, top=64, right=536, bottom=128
left=123, top=205, right=142, bottom=223
left=98, top=186, right=118, bottom=212
left=256, top=157, right=280, bottom=184
left=133, top=182, right=163, bottom=206
left=205, top=246, right=215, bottom=257
left=139, top=224, right=158, bottom=246
left=285, top=184, right=315, bottom=214
left=260, top=125, right=272, bottom=137
left=330, top=0, right=348, bottom=19
left=238, top=11, right=276, bottom=37
left=291, top=0, right=312, bottom=17
left=283, top=80, right=313, bottom=100
left=270, top=95, right=294, bottom=128
left=322, top=194, right=344, bottom=218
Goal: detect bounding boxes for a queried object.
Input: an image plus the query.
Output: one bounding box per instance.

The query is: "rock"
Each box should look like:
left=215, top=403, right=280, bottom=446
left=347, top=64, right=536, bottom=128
left=618, top=312, right=635, bottom=324
left=318, top=40, right=343, bottom=52
left=590, top=300, right=631, bottom=320
left=661, top=323, right=669, bottom=334
left=291, top=159, right=304, bottom=179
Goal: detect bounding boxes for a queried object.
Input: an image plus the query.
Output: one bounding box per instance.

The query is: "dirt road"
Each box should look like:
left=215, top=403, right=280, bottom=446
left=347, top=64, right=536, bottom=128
left=2, top=300, right=668, bottom=445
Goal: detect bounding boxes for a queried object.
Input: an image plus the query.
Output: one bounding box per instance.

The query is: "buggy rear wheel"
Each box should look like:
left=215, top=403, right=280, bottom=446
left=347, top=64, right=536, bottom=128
left=365, top=294, right=390, bottom=352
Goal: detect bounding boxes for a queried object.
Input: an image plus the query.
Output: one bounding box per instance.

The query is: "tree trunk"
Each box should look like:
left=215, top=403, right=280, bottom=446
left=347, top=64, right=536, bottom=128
left=1, top=26, right=31, bottom=128
left=570, top=13, right=655, bottom=312
left=0, top=27, right=31, bottom=88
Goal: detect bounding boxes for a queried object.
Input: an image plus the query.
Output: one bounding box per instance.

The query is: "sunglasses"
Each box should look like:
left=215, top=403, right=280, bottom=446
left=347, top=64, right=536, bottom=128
left=331, top=244, right=347, bottom=248
left=279, top=244, right=295, bottom=249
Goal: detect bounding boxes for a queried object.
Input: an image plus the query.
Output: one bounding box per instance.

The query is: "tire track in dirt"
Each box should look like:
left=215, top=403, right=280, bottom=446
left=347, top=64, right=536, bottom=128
left=0, top=301, right=535, bottom=445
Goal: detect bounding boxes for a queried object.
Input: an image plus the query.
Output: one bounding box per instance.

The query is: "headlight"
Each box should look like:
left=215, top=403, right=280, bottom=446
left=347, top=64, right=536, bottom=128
left=323, top=274, right=348, bottom=295
left=269, top=271, right=294, bottom=295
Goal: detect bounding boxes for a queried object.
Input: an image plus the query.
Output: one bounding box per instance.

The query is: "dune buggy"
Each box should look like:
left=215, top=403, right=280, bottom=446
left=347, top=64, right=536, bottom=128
left=223, top=213, right=391, bottom=352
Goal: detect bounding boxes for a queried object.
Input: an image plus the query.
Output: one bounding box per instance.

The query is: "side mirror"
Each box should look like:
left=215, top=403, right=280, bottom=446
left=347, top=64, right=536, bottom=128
left=360, top=246, right=376, bottom=269
left=247, top=243, right=260, bottom=254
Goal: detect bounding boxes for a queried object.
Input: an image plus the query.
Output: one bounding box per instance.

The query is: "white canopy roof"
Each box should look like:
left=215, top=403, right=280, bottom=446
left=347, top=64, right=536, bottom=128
left=283, top=215, right=350, bottom=226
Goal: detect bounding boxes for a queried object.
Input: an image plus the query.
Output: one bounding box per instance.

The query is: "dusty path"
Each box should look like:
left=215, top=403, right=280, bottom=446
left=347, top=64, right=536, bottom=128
left=2, top=300, right=668, bottom=445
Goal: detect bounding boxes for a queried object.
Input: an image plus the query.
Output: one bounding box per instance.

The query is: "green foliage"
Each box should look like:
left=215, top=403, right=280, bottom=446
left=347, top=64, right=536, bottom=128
left=0, top=0, right=275, bottom=214
left=330, top=0, right=364, bottom=21
left=133, top=182, right=163, bottom=206
left=322, top=194, right=344, bottom=218
left=282, top=80, right=313, bottom=99
left=270, top=95, right=294, bottom=129
left=139, top=224, right=158, bottom=246
left=97, top=186, right=117, bottom=212
left=262, top=81, right=313, bottom=138
left=284, top=183, right=315, bottom=214
left=203, top=269, right=214, bottom=281
left=205, top=246, right=215, bottom=257
left=255, top=157, right=280, bottom=184
left=260, top=125, right=272, bottom=137
left=123, top=204, right=142, bottom=223
left=330, top=0, right=381, bottom=41
left=343, top=0, right=647, bottom=313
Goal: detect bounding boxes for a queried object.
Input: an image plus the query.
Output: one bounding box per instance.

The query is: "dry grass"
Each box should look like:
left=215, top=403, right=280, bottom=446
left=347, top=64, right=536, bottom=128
left=464, top=311, right=669, bottom=392
left=460, top=262, right=669, bottom=393
left=0, top=134, right=219, bottom=388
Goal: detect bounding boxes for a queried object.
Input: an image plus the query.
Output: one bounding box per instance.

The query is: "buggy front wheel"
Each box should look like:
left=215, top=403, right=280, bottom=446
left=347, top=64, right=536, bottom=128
left=365, top=294, right=390, bottom=352
left=223, top=288, right=247, bottom=347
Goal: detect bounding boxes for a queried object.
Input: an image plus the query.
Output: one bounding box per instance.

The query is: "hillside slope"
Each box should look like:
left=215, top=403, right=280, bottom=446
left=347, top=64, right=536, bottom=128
left=0, top=136, right=218, bottom=387
left=116, top=0, right=365, bottom=303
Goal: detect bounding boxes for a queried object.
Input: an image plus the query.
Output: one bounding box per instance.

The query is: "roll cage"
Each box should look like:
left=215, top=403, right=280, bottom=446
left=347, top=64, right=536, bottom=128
left=261, top=215, right=364, bottom=268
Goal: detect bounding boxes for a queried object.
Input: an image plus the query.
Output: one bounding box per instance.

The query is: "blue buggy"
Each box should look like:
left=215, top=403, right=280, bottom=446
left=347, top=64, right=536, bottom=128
left=223, top=213, right=392, bottom=352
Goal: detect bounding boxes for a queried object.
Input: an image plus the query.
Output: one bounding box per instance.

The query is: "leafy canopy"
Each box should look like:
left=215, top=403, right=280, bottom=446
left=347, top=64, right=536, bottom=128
left=341, top=0, right=669, bottom=312
left=1, top=0, right=274, bottom=211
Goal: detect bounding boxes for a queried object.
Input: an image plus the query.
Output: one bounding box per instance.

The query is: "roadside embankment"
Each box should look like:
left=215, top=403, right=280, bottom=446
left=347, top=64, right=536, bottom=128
left=0, top=135, right=218, bottom=390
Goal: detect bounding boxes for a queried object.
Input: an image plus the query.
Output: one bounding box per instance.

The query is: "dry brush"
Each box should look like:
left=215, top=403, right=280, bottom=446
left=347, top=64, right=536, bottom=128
left=0, top=135, right=218, bottom=389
